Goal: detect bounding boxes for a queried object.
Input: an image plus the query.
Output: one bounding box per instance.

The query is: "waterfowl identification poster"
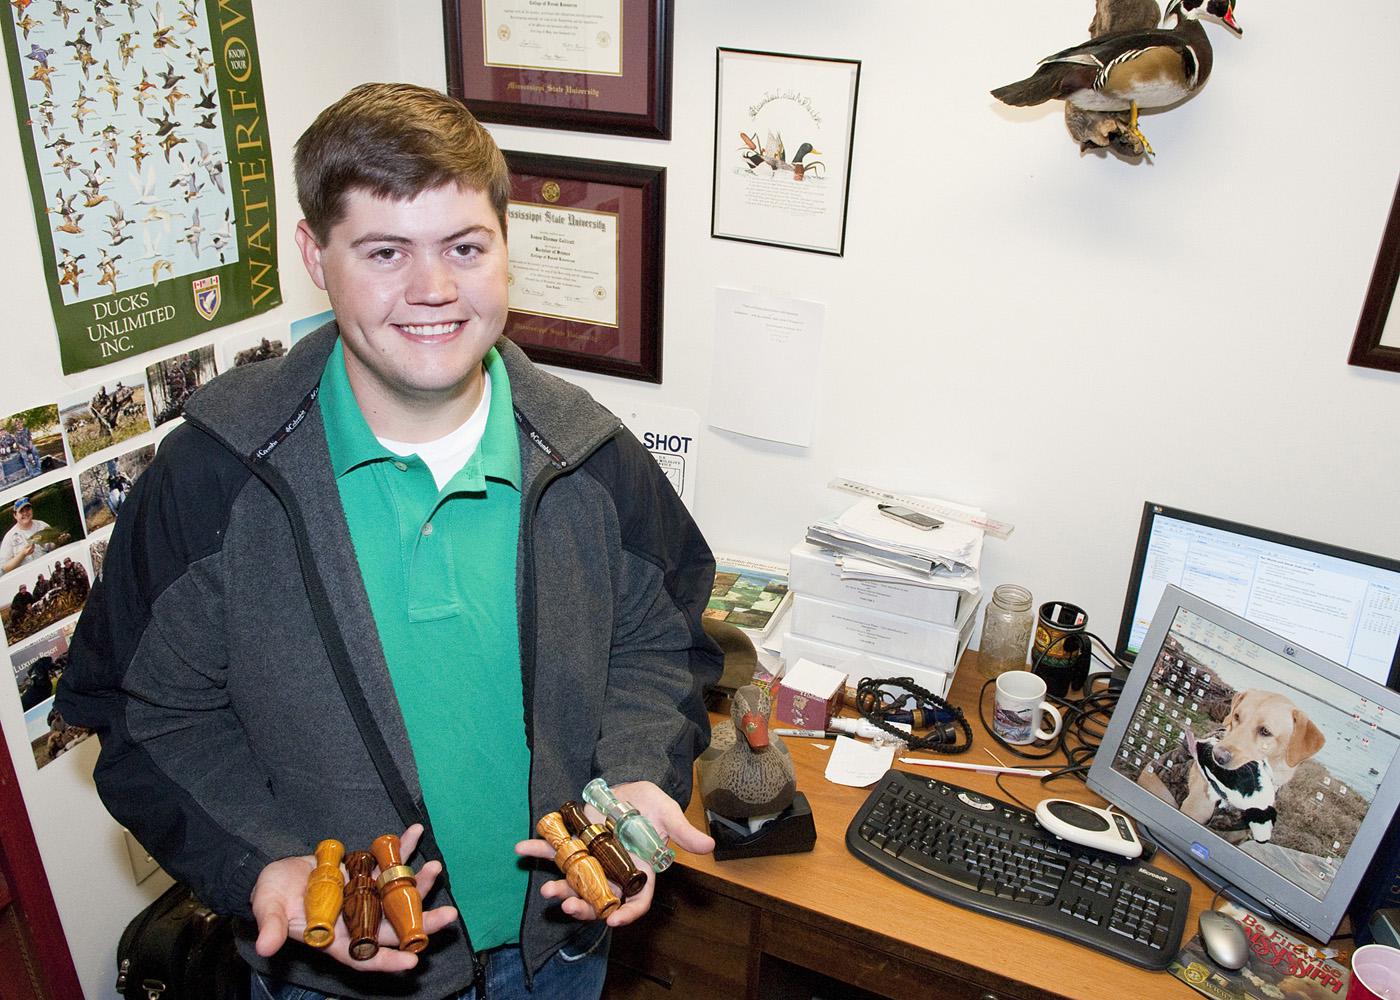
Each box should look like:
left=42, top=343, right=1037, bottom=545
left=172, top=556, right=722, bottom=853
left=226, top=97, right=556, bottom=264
left=3, top=0, right=280, bottom=374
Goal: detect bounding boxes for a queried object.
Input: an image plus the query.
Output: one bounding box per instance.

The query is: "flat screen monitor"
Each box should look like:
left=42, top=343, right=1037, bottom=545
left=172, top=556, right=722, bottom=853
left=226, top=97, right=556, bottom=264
left=1089, top=586, right=1400, bottom=941
left=1115, top=503, right=1400, bottom=688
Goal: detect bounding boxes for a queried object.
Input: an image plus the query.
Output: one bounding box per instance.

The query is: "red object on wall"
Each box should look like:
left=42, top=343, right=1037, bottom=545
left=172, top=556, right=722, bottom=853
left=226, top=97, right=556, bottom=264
left=0, top=744, right=82, bottom=1000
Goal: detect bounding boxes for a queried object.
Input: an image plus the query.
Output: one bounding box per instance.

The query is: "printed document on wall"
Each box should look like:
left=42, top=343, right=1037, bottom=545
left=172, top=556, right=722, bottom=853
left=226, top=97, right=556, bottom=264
left=709, top=289, right=823, bottom=447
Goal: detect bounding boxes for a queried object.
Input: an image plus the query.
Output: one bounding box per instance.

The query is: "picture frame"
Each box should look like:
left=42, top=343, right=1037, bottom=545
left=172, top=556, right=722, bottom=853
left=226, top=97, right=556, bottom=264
left=443, top=0, right=673, bottom=139
left=711, top=48, right=861, bottom=256
left=503, top=151, right=665, bottom=383
left=1349, top=177, right=1400, bottom=374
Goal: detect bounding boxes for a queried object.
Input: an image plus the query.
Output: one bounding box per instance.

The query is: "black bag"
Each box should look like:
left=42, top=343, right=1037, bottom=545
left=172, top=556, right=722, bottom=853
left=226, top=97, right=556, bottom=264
left=116, top=882, right=249, bottom=1000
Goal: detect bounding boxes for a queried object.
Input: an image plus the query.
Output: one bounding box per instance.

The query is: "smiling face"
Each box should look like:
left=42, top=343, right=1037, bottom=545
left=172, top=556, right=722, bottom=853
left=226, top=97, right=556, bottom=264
left=14, top=504, right=33, bottom=529
left=295, top=182, right=509, bottom=440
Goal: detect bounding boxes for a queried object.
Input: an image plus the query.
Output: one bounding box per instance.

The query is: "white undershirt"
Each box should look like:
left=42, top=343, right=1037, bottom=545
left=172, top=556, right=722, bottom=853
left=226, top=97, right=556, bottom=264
left=376, top=374, right=492, bottom=491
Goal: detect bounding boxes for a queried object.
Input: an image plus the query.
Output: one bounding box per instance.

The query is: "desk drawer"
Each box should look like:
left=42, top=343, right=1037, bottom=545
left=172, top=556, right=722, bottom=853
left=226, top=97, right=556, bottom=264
left=603, top=878, right=756, bottom=999
left=758, top=911, right=1037, bottom=1000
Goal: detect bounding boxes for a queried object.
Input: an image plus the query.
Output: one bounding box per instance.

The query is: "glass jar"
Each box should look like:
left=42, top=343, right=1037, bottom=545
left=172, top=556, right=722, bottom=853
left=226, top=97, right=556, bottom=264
left=978, top=584, right=1034, bottom=680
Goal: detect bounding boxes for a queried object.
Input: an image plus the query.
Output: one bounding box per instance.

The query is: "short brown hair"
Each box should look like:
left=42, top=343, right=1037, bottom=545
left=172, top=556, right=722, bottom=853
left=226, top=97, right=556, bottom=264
left=294, top=83, right=511, bottom=242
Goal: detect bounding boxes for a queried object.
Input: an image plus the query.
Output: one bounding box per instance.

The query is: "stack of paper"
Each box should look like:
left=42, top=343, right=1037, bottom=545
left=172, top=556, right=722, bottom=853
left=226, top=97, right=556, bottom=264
left=837, top=555, right=981, bottom=594
left=806, top=499, right=984, bottom=577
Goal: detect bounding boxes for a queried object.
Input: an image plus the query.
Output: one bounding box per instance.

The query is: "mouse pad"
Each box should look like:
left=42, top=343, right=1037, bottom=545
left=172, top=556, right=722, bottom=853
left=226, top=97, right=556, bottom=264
left=1168, top=901, right=1353, bottom=1000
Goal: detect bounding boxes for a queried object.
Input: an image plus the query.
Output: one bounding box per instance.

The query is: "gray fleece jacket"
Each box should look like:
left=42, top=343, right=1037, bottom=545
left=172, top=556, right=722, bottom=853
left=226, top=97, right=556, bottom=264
left=57, top=324, right=722, bottom=999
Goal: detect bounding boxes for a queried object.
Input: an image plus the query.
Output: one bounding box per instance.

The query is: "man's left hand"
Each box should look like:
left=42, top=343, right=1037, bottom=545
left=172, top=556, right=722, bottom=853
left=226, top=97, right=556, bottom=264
left=514, top=780, right=715, bottom=928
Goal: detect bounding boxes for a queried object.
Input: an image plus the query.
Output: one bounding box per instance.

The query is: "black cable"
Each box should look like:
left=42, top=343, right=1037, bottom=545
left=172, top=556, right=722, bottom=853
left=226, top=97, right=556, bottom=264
left=855, top=676, right=974, bottom=754
left=976, top=632, right=1131, bottom=795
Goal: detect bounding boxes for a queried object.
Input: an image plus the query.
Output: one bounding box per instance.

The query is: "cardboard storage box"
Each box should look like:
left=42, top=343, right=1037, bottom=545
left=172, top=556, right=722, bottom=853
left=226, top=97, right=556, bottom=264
left=780, top=631, right=962, bottom=700
left=787, top=592, right=977, bottom=667
left=775, top=658, right=846, bottom=730
left=788, top=542, right=975, bottom=625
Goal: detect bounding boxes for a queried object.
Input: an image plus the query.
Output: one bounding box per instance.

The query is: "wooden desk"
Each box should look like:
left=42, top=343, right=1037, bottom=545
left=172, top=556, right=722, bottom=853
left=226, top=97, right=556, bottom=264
left=603, top=656, right=1213, bottom=1000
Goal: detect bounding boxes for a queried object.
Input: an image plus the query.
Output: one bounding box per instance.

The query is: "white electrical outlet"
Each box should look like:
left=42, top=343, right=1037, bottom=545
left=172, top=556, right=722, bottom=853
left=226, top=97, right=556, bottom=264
left=123, top=828, right=161, bottom=885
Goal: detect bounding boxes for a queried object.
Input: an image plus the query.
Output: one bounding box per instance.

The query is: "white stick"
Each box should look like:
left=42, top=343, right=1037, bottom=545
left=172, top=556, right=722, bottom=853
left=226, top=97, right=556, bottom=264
left=898, top=757, right=1051, bottom=778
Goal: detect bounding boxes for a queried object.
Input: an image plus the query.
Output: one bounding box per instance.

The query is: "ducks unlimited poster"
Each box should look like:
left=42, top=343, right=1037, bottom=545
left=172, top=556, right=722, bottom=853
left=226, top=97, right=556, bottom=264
left=3, top=0, right=280, bottom=374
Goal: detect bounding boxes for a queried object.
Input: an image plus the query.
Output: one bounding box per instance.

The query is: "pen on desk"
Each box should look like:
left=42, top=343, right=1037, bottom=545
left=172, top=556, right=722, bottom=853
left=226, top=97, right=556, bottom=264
left=773, top=727, right=835, bottom=739
left=898, top=757, right=1052, bottom=778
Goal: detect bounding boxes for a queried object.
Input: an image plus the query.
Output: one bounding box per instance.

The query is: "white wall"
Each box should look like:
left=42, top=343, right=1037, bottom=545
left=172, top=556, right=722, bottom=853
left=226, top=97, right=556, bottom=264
left=3, top=1, right=1398, bottom=995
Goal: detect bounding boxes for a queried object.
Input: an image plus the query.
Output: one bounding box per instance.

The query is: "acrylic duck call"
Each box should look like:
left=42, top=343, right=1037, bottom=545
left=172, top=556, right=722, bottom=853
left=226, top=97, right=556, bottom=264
left=302, top=839, right=345, bottom=949
left=370, top=833, right=428, bottom=954
left=582, top=778, right=675, bottom=872
left=536, top=812, right=621, bottom=918
left=342, top=851, right=381, bottom=961
left=560, top=800, right=647, bottom=898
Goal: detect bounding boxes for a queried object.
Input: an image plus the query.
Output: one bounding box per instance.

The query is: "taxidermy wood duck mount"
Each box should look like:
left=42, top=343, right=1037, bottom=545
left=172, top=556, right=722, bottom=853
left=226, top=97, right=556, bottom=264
left=1068, top=0, right=1166, bottom=156
left=991, top=0, right=1241, bottom=158
left=697, top=684, right=796, bottom=821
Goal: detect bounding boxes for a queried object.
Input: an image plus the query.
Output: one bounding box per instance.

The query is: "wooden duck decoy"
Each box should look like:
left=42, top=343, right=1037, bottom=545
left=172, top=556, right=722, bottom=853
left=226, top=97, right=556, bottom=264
left=992, top=0, right=1241, bottom=156
left=697, top=684, right=796, bottom=820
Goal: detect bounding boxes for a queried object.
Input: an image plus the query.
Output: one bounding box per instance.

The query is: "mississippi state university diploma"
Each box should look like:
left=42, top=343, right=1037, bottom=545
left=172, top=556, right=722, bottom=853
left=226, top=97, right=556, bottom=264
left=484, top=0, right=622, bottom=76
left=506, top=202, right=619, bottom=328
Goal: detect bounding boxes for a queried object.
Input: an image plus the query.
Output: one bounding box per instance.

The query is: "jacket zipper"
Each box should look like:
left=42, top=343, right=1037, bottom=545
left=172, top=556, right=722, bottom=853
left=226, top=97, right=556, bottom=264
left=472, top=949, right=488, bottom=999
left=513, top=420, right=620, bottom=987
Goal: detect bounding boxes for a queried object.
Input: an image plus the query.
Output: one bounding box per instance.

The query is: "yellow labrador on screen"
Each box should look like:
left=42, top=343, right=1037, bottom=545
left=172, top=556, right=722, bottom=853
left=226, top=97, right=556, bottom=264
left=1140, top=689, right=1326, bottom=843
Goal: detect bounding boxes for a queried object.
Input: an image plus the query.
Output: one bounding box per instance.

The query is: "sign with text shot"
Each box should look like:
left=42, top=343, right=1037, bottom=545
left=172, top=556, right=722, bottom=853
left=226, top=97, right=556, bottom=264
left=3, top=0, right=280, bottom=373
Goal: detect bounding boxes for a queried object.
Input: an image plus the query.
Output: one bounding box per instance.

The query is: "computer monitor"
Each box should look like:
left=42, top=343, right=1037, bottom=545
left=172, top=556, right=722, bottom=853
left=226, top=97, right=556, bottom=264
left=1115, top=503, right=1400, bottom=688
left=1089, top=586, right=1400, bottom=941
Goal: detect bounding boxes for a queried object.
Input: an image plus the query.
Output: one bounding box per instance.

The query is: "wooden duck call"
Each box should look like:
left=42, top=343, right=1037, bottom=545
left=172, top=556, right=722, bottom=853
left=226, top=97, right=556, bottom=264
left=342, top=851, right=381, bottom=961
left=559, top=800, right=590, bottom=837
left=370, top=834, right=427, bottom=954
left=302, top=839, right=345, bottom=949
left=536, top=812, right=621, bottom=918
left=561, top=800, right=646, bottom=897
left=579, top=823, right=648, bottom=898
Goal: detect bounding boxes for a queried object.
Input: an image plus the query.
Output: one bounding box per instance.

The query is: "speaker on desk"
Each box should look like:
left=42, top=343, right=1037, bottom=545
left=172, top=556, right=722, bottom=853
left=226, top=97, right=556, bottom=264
left=1350, top=806, right=1400, bottom=946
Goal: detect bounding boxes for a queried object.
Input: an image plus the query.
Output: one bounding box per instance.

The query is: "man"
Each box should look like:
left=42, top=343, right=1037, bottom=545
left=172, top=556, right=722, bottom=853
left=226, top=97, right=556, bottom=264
left=57, top=83, right=721, bottom=1000
left=12, top=419, right=40, bottom=475
left=105, top=460, right=131, bottom=514
left=1, top=497, right=66, bottom=574
left=8, top=582, right=33, bottom=630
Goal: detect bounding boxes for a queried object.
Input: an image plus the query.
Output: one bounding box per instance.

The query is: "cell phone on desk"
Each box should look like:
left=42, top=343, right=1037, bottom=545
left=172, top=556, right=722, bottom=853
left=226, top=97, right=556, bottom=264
left=878, top=504, right=942, bottom=530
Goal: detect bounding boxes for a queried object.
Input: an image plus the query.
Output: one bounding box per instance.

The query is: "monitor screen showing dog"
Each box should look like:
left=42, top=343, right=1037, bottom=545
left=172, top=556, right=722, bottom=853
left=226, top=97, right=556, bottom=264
left=1090, top=587, right=1400, bottom=940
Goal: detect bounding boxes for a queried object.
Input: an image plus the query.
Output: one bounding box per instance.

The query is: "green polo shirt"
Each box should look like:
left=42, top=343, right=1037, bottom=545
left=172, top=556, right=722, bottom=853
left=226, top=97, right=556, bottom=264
left=320, top=339, right=529, bottom=950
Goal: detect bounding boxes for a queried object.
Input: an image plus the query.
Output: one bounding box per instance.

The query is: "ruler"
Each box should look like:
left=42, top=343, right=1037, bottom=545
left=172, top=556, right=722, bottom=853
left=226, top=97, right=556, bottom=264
left=827, top=478, right=1015, bottom=540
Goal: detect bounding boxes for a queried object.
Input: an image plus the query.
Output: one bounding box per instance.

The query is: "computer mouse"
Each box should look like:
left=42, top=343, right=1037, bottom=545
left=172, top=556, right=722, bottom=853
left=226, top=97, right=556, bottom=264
left=1198, top=910, right=1249, bottom=970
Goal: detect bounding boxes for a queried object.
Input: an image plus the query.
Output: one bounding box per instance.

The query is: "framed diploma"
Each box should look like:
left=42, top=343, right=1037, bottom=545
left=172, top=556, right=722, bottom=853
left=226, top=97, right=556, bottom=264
left=504, top=152, right=664, bottom=383
left=1348, top=176, right=1400, bottom=374
left=711, top=48, right=861, bottom=256
left=443, top=0, right=673, bottom=138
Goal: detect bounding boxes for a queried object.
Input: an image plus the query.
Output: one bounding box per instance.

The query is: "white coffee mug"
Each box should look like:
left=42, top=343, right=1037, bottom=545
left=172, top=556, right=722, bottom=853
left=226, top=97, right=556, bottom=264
left=993, top=671, right=1063, bottom=745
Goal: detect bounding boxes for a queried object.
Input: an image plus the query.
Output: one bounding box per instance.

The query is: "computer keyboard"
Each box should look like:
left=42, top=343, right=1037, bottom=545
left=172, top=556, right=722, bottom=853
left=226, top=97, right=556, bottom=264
left=846, top=769, right=1190, bottom=970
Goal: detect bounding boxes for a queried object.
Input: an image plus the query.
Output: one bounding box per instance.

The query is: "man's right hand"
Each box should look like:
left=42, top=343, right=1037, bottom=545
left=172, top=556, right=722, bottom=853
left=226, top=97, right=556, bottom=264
left=250, top=823, right=457, bottom=972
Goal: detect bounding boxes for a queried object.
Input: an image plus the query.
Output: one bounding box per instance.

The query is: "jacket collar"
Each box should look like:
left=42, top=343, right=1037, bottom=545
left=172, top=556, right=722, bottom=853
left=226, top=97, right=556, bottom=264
left=184, top=320, right=621, bottom=482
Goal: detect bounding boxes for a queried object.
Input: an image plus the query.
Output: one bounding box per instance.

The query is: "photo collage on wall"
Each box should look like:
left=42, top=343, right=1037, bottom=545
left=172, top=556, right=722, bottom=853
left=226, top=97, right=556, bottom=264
left=1, top=314, right=304, bottom=772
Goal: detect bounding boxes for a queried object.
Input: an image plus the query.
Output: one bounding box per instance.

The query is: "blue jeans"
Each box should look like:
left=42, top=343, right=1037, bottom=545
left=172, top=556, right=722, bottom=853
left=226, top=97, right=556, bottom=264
left=251, top=925, right=610, bottom=1000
